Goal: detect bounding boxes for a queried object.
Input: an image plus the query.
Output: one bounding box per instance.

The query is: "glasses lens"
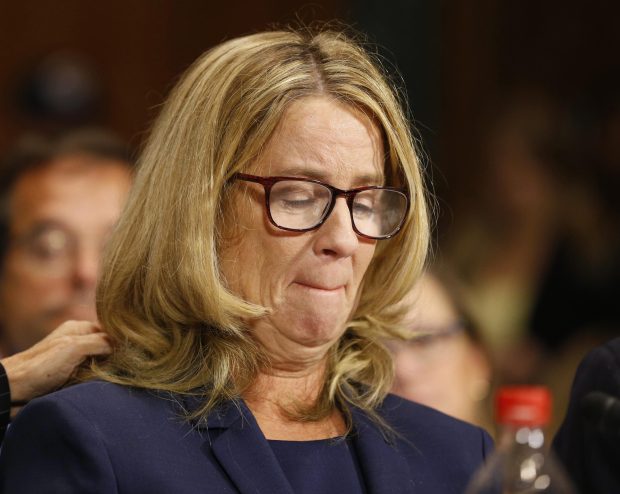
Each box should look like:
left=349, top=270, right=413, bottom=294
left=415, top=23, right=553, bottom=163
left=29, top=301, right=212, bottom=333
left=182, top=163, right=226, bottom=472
left=14, top=226, right=76, bottom=277
left=269, top=180, right=331, bottom=230
left=352, top=189, right=408, bottom=238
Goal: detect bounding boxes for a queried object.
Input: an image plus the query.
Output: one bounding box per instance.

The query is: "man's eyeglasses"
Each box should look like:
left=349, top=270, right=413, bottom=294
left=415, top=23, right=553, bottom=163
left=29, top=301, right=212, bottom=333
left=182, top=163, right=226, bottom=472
left=10, top=225, right=79, bottom=277
left=232, top=173, right=410, bottom=240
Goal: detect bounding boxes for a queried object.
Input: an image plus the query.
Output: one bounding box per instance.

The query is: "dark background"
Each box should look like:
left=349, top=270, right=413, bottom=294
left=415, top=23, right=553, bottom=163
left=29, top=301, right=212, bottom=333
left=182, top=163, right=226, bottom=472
left=2, top=1, right=618, bottom=224
left=2, top=1, right=618, bottom=234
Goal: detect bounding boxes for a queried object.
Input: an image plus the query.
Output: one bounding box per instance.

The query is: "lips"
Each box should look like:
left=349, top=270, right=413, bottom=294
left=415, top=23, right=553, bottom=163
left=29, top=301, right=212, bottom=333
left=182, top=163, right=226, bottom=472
left=294, top=281, right=345, bottom=292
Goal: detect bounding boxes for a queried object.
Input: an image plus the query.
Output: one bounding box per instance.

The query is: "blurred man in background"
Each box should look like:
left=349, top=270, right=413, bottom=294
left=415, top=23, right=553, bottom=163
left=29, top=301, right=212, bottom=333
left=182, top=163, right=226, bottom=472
left=0, top=129, right=132, bottom=353
left=0, top=129, right=133, bottom=440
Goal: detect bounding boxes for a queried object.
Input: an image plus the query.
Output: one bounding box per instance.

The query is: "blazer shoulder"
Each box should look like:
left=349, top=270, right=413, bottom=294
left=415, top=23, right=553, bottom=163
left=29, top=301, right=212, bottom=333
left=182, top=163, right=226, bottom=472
left=573, top=338, right=620, bottom=397
left=599, top=337, right=620, bottom=367
left=19, top=380, right=183, bottom=433
left=366, top=394, right=492, bottom=491
left=380, top=393, right=487, bottom=434
left=379, top=393, right=493, bottom=456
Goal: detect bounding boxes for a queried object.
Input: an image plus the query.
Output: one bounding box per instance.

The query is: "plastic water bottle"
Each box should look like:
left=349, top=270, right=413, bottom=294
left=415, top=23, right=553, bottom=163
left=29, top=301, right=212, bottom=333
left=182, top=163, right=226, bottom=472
left=465, top=386, right=577, bottom=493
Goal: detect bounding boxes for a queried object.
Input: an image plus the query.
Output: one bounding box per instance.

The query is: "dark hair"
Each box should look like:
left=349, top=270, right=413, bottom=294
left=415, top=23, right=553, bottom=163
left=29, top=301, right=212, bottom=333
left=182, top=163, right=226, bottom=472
left=0, top=128, right=134, bottom=265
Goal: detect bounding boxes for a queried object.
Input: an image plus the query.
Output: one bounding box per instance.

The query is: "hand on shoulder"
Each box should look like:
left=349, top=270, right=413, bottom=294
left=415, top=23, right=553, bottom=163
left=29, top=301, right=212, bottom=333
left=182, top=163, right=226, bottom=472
left=0, top=320, right=111, bottom=407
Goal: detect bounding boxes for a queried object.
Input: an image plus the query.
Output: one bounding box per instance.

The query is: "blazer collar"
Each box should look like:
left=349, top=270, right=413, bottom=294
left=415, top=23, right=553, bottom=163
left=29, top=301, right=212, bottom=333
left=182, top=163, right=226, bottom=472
left=350, top=405, right=415, bottom=494
left=181, top=395, right=413, bottom=494
left=183, top=395, right=294, bottom=494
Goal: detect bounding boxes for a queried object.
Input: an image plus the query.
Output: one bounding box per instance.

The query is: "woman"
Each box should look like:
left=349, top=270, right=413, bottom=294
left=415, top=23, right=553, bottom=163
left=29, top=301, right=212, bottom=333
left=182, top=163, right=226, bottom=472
left=0, top=28, right=492, bottom=493
left=388, top=271, right=493, bottom=430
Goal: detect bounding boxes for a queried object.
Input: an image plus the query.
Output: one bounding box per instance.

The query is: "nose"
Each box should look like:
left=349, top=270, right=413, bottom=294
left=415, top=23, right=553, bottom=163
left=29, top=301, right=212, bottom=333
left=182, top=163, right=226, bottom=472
left=72, top=244, right=100, bottom=290
left=313, top=197, right=359, bottom=258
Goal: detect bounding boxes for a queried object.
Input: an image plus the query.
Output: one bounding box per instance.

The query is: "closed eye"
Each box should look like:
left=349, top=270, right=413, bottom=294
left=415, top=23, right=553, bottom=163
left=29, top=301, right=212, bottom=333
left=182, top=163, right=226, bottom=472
left=352, top=202, right=374, bottom=218
left=280, top=198, right=315, bottom=209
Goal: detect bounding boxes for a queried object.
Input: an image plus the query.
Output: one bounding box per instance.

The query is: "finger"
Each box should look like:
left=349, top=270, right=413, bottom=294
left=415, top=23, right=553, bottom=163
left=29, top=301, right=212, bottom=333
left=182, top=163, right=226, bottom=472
left=71, top=333, right=113, bottom=357
left=15, top=322, right=103, bottom=360
left=53, top=320, right=103, bottom=337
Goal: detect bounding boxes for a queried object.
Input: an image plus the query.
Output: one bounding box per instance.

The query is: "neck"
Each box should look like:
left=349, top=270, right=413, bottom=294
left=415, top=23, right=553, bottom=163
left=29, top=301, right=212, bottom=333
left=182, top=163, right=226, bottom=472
left=243, top=357, right=346, bottom=440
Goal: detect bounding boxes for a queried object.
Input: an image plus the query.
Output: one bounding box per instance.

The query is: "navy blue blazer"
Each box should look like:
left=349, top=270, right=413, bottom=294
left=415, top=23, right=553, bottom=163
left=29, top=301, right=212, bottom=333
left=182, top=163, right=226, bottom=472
left=553, top=337, right=620, bottom=494
left=0, top=381, right=492, bottom=493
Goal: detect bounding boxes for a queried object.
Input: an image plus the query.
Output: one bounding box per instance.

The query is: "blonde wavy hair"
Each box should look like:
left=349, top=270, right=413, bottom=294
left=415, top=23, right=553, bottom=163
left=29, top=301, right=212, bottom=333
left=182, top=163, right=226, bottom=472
left=91, top=27, right=430, bottom=427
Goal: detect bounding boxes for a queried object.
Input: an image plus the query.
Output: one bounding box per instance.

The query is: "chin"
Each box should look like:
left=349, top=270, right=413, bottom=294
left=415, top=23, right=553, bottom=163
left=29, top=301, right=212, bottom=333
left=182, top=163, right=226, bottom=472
left=61, top=307, right=98, bottom=322
left=288, top=314, right=348, bottom=348
left=42, top=310, right=97, bottom=335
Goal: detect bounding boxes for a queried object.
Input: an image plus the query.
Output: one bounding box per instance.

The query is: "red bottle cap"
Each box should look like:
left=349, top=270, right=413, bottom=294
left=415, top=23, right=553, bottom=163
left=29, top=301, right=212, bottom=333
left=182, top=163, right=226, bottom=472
left=496, top=386, right=552, bottom=427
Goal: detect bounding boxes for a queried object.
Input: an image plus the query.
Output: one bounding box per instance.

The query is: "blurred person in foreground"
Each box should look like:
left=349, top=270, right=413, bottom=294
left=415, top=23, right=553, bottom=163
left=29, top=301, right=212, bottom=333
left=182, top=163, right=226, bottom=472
left=0, top=129, right=133, bottom=441
left=0, top=28, right=492, bottom=493
left=388, top=271, right=493, bottom=432
left=552, top=337, right=620, bottom=494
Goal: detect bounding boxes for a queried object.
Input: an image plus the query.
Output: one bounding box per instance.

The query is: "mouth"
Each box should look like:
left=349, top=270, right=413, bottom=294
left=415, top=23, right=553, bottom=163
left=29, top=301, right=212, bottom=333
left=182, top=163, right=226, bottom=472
left=49, top=305, right=97, bottom=322
left=294, top=281, right=345, bottom=293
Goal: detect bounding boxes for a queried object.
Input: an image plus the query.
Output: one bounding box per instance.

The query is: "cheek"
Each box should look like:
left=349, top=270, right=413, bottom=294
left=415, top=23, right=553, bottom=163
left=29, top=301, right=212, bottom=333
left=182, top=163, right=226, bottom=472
left=392, top=348, right=421, bottom=381
left=220, top=223, right=301, bottom=305
left=0, top=267, right=61, bottom=316
left=354, top=242, right=377, bottom=281
left=2, top=259, right=50, bottom=293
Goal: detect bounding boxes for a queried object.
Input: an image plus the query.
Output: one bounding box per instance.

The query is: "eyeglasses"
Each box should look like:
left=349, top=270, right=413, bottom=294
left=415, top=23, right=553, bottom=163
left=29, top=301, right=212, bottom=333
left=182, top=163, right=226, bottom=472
left=232, top=173, right=409, bottom=240
left=386, top=320, right=465, bottom=360
left=10, top=225, right=79, bottom=277
left=405, top=321, right=465, bottom=348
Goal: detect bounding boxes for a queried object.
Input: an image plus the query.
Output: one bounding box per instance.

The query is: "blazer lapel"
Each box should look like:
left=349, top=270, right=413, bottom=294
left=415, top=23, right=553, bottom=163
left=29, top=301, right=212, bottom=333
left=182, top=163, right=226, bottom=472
left=182, top=394, right=415, bottom=494
left=187, top=397, right=294, bottom=494
left=351, top=406, right=415, bottom=494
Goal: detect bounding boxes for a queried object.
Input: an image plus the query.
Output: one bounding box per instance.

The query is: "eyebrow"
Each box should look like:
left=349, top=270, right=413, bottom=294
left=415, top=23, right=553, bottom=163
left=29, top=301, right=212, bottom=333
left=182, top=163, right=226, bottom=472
left=11, top=219, right=72, bottom=244
left=275, top=166, right=384, bottom=187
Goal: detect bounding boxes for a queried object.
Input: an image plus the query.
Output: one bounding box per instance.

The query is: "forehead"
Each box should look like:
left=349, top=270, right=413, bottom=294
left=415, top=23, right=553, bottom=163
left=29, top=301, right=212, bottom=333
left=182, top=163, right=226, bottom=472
left=254, top=96, right=385, bottom=186
left=9, top=155, right=132, bottom=234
